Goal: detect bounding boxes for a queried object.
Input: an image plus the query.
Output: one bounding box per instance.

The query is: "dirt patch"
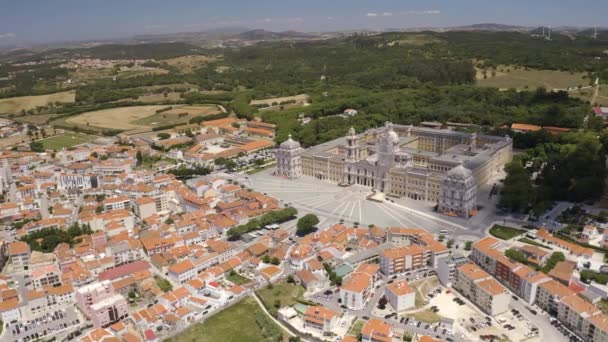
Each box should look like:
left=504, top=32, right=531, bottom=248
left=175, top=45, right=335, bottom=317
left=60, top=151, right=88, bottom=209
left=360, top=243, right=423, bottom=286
left=250, top=94, right=310, bottom=106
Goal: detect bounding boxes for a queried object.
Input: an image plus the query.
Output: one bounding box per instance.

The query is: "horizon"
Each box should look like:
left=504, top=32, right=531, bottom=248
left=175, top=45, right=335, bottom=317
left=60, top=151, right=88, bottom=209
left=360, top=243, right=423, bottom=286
left=1, top=0, right=607, bottom=46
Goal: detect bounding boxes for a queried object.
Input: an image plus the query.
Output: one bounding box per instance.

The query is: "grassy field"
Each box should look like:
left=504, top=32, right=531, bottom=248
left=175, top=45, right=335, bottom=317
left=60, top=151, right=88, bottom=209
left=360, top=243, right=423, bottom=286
left=518, top=238, right=552, bottom=249
left=347, top=320, right=365, bottom=336
left=0, top=91, right=75, bottom=114
left=490, top=225, right=527, bottom=240
left=410, top=276, right=439, bottom=308
left=226, top=272, right=252, bottom=285
left=570, top=85, right=608, bottom=106
left=406, top=309, right=442, bottom=323
left=132, top=105, right=220, bottom=127
left=386, top=34, right=443, bottom=46
left=10, top=113, right=61, bottom=125
left=476, top=65, right=588, bottom=91
left=39, top=133, right=96, bottom=150
left=66, top=105, right=167, bottom=130
left=256, top=282, right=305, bottom=317
left=168, top=297, right=285, bottom=342
left=163, top=55, right=218, bottom=73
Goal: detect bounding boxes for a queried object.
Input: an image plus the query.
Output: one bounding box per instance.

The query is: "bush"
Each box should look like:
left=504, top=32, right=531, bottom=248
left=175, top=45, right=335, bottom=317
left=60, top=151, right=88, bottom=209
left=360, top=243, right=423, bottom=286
left=296, top=214, right=319, bottom=236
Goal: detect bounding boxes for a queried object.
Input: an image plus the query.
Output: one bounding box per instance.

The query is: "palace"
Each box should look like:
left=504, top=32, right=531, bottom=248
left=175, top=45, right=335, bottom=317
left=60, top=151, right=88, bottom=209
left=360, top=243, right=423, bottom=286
left=275, top=122, right=512, bottom=219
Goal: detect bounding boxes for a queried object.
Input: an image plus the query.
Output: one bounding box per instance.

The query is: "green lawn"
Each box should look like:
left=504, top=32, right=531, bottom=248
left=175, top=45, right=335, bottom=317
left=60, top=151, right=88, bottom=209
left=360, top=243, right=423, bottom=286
left=39, top=133, right=96, bottom=150
left=490, top=225, right=527, bottom=240
left=154, top=275, right=173, bottom=293
left=226, top=271, right=252, bottom=285
left=407, top=309, right=442, bottom=324
left=348, top=320, right=364, bottom=336
left=168, top=297, right=285, bottom=342
left=518, top=238, right=552, bottom=249
left=255, top=282, right=305, bottom=317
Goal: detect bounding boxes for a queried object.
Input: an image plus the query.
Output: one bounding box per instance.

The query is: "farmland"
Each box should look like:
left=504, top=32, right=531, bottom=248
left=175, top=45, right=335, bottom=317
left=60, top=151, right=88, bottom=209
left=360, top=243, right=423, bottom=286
left=65, top=105, right=167, bottom=130
left=11, top=114, right=61, bottom=125
left=475, top=65, right=588, bottom=91
left=132, top=104, right=222, bottom=127
left=0, top=91, right=76, bottom=114
left=39, top=133, right=97, bottom=150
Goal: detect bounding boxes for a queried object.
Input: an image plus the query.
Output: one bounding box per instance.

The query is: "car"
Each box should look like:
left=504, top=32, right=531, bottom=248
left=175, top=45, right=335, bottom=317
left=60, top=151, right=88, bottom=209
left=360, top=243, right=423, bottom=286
left=530, top=309, right=537, bottom=315
left=362, top=316, right=370, bottom=320
left=512, top=295, right=519, bottom=301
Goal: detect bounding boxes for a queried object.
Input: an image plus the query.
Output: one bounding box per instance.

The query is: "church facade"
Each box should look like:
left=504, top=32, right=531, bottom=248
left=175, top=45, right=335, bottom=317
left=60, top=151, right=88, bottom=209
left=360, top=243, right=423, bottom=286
left=275, top=122, right=512, bottom=218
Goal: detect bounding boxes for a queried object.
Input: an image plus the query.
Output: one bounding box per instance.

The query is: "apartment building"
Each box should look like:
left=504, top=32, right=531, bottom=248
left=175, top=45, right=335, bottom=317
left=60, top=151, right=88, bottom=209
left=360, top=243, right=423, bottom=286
left=340, top=269, right=376, bottom=310
left=379, top=245, right=428, bottom=276
left=168, top=259, right=197, bottom=284
left=361, top=318, right=394, bottom=342
left=385, top=280, right=415, bottom=312
left=303, top=306, right=340, bottom=334
left=535, top=279, right=574, bottom=315
left=557, top=294, right=601, bottom=339
left=454, top=263, right=510, bottom=316
left=76, top=281, right=128, bottom=327
left=8, top=241, right=30, bottom=272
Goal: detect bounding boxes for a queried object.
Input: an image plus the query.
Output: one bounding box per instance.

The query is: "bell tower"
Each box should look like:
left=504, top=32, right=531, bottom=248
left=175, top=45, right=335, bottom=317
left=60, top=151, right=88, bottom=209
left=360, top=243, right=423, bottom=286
left=345, top=127, right=360, bottom=162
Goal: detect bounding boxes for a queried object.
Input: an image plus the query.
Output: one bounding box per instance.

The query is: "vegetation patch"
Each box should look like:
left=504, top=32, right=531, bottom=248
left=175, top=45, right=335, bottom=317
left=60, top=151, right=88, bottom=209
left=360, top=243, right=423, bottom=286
left=476, top=65, right=588, bottom=91
left=153, top=275, right=173, bottom=292
left=255, top=282, right=305, bottom=317
left=39, top=132, right=96, bottom=150
left=168, top=297, right=285, bottom=342
left=407, top=309, right=442, bottom=323
left=65, top=105, right=167, bottom=130
left=226, top=270, right=252, bottom=285
left=489, top=225, right=527, bottom=240
left=518, top=238, right=552, bottom=249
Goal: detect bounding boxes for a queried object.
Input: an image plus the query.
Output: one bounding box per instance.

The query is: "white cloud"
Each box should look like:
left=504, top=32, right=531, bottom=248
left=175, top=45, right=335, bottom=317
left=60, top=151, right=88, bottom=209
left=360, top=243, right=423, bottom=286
left=382, top=12, right=393, bottom=17
left=366, top=13, right=378, bottom=17
left=327, top=16, right=334, bottom=20
left=0, top=33, right=15, bottom=39
left=400, top=10, right=441, bottom=15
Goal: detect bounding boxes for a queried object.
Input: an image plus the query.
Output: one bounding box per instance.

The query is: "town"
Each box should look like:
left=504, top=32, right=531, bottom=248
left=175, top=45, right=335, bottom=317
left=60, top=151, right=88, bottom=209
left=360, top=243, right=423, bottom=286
left=0, top=110, right=605, bottom=342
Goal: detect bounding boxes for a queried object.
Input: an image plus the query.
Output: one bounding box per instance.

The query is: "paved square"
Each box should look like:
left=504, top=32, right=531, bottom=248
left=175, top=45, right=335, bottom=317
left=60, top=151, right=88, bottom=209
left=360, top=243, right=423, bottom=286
left=243, top=169, right=496, bottom=239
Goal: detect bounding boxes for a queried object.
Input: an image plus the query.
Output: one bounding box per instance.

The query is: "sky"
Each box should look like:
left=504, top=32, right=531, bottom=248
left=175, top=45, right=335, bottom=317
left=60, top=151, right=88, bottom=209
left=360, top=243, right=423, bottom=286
left=0, top=0, right=606, bottom=45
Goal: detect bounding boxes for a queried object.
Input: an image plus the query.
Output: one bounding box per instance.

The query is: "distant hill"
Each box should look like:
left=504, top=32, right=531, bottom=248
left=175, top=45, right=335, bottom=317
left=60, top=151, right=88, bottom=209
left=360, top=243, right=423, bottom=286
left=234, top=29, right=317, bottom=41
left=449, top=23, right=531, bottom=32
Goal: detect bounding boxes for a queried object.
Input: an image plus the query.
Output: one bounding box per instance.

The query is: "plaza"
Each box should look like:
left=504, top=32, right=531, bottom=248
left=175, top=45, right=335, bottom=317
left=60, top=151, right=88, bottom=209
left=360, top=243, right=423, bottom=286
left=245, top=169, right=502, bottom=240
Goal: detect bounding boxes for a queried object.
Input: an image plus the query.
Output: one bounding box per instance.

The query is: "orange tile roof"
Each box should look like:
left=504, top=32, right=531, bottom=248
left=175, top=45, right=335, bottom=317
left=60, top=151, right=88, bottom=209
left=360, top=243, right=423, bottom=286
left=458, top=263, right=490, bottom=281
left=511, top=123, right=542, bottom=132
left=539, top=279, right=574, bottom=299
left=361, top=318, right=392, bottom=342
left=386, top=280, right=414, bottom=296
left=341, top=272, right=372, bottom=293
left=561, top=294, right=601, bottom=315
left=477, top=278, right=507, bottom=296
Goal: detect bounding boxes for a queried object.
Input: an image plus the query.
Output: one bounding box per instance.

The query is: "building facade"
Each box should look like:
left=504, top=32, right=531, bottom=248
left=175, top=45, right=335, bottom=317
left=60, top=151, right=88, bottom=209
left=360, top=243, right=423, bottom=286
left=279, top=122, right=512, bottom=218
left=275, top=134, right=303, bottom=179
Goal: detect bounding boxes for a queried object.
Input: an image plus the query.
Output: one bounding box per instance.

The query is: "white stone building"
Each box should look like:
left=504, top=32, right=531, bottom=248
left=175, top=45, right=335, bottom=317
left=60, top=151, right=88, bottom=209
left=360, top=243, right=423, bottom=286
left=275, top=133, right=303, bottom=179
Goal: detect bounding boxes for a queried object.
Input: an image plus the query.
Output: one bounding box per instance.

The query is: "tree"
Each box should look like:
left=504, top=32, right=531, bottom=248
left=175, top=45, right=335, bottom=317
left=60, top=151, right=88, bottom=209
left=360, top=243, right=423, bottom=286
left=499, top=159, right=533, bottom=212
left=29, top=141, right=44, bottom=152
left=136, top=150, right=143, bottom=164
left=378, top=296, right=388, bottom=310
left=157, top=132, right=171, bottom=140
left=286, top=275, right=295, bottom=283
left=165, top=217, right=174, bottom=225
left=296, top=214, right=319, bottom=236
left=447, top=239, right=455, bottom=248
left=464, top=241, right=473, bottom=251
left=254, top=158, right=265, bottom=167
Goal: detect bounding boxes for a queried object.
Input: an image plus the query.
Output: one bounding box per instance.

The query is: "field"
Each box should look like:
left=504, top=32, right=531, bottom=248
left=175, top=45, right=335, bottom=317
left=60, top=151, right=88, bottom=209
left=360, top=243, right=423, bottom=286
left=11, top=113, right=61, bottom=125
left=410, top=276, right=439, bottom=308
left=570, top=85, right=608, bottom=106
left=0, top=91, right=76, bottom=114
left=476, top=65, right=588, bottom=91
left=65, top=105, right=168, bottom=130
left=518, top=238, right=552, bottom=249
left=163, top=55, right=218, bottom=73
left=226, top=272, right=252, bottom=285
left=250, top=94, right=310, bottom=106
left=39, top=133, right=96, bottom=150
left=489, top=225, right=527, bottom=240
left=132, top=105, right=222, bottom=127
left=256, top=282, right=305, bottom=317
left=406, top=309, right=442, bottom=323
left=168, top=297, right=285, bottom=342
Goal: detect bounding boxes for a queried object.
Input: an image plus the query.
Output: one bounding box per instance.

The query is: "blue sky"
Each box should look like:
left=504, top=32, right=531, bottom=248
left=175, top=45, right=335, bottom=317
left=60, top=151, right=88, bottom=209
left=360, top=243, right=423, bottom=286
left=0, top=0, right=606, bottom=45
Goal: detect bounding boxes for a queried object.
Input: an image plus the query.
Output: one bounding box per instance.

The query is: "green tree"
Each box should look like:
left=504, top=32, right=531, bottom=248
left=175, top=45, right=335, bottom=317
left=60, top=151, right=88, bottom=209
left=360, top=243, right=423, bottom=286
left=499, top=159, right=533, bottom=212
left=464, top=241, right=473, bottom=251
left=296, top=214, right=319, bottom=236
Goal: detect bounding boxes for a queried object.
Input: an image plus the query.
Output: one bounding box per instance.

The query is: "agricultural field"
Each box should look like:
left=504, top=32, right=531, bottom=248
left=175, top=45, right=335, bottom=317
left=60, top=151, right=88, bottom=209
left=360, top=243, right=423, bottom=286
left=0, top=91, right=76, bottom=114
left=168, top=297, right=286, bottom=342
left=162, top=55, right=218, bottom=73
left=132, top=104, right=222, bottom=127
left=65, top=105, right=167, bottom=130
left=476, top=65, right=588, bottom=91
left=39, top=132, right=96, bottom=150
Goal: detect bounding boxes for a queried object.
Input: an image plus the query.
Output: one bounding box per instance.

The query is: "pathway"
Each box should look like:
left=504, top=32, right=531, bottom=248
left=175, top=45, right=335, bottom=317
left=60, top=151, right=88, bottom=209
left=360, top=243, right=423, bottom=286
left=250, top=292, right=301, bottom=340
